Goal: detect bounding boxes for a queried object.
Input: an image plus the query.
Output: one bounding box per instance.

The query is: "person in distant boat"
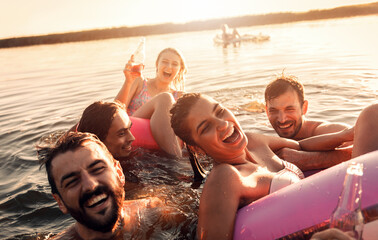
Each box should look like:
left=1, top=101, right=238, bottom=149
left=264, top=74, right=353, bottom=171
left=116, top=47, right=187, bottom=116
left=221, top=24, right=241, bottom=44
left=36, top=131, right=163, bottom=240
left=169, top=93, right=360, bottom=240
left=75, top=98, right=182, bottom=158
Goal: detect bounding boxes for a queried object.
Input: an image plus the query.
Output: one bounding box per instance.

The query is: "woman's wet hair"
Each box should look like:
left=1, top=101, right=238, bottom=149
left=156, top=48, right=187, bottom=91
left=265, top=73, right=305, bottom=106
left=77, top=101, right=126, bottom=142
left=170, top=93, right=202, bottom=146
left=170, top=93, right=207, bottom=181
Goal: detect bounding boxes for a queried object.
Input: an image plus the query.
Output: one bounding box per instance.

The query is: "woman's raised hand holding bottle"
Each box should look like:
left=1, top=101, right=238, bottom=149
left=124, top=37, right=145, bottom=80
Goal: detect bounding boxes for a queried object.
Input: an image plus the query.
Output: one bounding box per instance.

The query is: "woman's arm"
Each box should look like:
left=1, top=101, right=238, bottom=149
left=246, top=127, right=353, bottom=153
left=246, top=132, right=300, bottom=151
left=114, top=76, right=141, bottom=108
left=197, top=165, right=242, bottom=240
left=298, top=127, right=354, bottom=151
left=197, top=164, right=271, bottom=240
left=114, top=56, right=143, bottom=108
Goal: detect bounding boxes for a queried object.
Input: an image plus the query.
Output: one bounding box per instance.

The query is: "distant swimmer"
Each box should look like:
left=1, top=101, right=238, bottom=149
left=221, top=24, right=241, bottom=44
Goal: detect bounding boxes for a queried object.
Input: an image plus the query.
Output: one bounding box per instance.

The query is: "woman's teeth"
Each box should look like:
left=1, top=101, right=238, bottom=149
left=163, top=72, right=172, bottom=78
left=223, top=127, right=239, bottom=143
left=223, top=128, right=234, bottom=141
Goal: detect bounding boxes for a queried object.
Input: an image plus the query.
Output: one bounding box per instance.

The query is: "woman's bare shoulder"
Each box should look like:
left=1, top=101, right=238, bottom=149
left=205, top=164, right=242, bottom=188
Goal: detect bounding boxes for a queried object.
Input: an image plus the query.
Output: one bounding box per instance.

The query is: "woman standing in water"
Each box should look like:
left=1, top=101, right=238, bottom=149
left=170, top=93, right=357, bottom=240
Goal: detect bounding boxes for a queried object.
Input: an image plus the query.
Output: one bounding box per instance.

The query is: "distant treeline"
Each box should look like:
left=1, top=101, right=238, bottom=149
left=1, top=2, right=378, bottom=49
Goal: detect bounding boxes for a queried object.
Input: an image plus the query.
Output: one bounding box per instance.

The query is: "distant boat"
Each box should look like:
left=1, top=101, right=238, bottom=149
left=213, top=33, right=270, bottom=45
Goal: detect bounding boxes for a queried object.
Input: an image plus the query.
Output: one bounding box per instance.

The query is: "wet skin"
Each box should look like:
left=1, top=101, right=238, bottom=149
left=103, top=110, right=135, bottom=158
left=266, top=89, right=307, bottom=139
left=51, top=141, right=125, bottom=233
left=155, top=51, right=181, bottom=85
left=185, top=96, right=249, bottom=165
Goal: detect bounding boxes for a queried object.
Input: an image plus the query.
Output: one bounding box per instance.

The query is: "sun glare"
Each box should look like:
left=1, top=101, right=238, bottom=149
left=175, top=0, right=249, bottom=23
left=1, top=0, right=377, bottom=38
left=180, top=0, right=226, bottom=22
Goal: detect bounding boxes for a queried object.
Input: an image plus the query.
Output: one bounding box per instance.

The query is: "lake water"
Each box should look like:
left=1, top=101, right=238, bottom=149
left=0, top=15, right=377, bottom=239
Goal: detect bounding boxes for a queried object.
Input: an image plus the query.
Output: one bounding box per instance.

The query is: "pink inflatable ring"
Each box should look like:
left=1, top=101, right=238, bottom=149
left=234, top=150, right=378, bottom=239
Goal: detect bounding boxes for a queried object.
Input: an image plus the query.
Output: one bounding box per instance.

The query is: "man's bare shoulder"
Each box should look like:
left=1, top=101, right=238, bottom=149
left=300, top=119, right=350, bottom=138
left=313, top=121, right=350, bottom=136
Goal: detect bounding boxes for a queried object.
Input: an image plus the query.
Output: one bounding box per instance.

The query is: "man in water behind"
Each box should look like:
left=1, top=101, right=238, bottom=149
left=264, top=74, right=352, bottom=171
left=75, top=94, right=182, bottom=159
left=36, top=131, right=162, bottom=239
left=74, top=99, right=205, bottom=181
left=221, top=24, right=241, bottom=44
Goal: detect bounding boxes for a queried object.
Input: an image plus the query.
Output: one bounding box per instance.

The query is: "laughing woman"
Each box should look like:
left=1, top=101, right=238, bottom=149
left=170, top=93, right=356, bottom=240
left=113, top=48, right=188, bottom=157
left=116, top=47, right=187, bottom=116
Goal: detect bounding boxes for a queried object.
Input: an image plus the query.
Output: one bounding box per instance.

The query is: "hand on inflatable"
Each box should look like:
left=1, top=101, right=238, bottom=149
left=311, top=228, right=356, bottom=240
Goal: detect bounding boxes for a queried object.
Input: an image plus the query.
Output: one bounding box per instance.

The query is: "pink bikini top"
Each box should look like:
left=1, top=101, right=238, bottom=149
left=127, top=79, right=180, bottom=115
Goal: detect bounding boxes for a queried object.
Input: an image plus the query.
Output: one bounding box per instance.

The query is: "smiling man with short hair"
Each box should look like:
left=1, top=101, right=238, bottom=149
left=264, top=75, right=352, bottom=171
left=37, top=132, right=161, bottom=239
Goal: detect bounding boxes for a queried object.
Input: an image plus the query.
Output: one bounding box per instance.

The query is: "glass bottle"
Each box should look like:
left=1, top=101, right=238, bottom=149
left=330, top=162, right=364, bottom=240
left=131, top=37, right=145, bottom=76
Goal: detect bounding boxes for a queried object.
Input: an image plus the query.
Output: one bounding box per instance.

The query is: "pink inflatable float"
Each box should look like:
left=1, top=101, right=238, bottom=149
left=129, top=117, right=159, bottom=150
left=234, top=150, right=378, bottom=239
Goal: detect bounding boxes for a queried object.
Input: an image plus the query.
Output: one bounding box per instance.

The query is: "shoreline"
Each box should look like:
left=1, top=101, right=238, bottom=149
left=1, top=2, right=378, bottom=49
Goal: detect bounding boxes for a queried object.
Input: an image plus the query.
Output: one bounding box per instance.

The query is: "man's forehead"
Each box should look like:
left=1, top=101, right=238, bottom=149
left=118, top=109, right=130, bottom=121
left=111, top=110, right=131, bottom=128
left=81, top=141, right=109, bottom=157
left=268, top=89, right=300, bottom=106
left=52, top=141, right=111, bottom=168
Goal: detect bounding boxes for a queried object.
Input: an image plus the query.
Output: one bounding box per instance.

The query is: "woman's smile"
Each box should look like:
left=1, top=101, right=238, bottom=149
left=222, top=126, right=241, bottom=144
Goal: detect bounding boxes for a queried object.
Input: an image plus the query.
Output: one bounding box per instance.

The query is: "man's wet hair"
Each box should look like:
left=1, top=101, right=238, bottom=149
left=77, top=101, right=126, bottom=142
left=36, top=131, right=114, bottom=196
left=265, top=74, right=305, bottom=106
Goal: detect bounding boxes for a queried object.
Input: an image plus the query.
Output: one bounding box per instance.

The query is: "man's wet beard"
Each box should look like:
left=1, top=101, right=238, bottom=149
left=64, top=180, right=124, bottom=233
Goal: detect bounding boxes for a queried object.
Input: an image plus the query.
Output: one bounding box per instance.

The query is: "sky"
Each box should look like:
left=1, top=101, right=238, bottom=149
left=0, top=0, right=376, bottom=39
